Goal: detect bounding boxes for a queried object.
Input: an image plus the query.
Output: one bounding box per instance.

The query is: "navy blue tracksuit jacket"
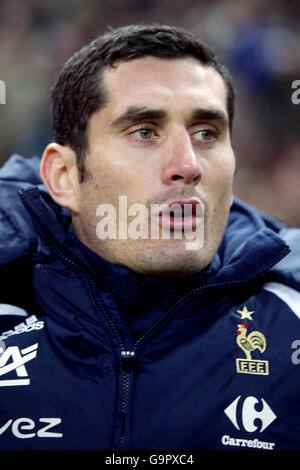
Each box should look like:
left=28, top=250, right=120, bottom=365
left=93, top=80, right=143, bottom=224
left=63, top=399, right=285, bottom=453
left=0, top=154, right=300, bottom=450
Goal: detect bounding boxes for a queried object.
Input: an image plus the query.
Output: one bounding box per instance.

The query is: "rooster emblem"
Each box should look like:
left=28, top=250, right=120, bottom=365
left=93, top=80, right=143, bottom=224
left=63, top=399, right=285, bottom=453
left=236, top=323, right=266, bottom=360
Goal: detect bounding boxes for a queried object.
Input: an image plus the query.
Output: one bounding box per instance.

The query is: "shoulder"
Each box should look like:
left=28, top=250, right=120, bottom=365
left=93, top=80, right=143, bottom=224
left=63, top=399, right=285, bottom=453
left=227, top=198, right=300, bottom=291
left=276, top=227, right=300, bottom=271
left=267, top=227, right=300, bottom=297
left=0, top=154, right=43, bottom=265
left=0, top=154, right=41, bottom=184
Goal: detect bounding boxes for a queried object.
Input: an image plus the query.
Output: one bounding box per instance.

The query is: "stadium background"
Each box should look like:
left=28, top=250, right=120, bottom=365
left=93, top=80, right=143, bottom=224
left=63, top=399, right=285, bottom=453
left=0, top=0, right=299, bottom=226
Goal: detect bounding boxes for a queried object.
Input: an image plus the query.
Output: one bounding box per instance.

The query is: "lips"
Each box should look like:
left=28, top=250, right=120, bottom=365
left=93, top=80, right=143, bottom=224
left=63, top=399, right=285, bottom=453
left=158, top=199, right=203, bottom=230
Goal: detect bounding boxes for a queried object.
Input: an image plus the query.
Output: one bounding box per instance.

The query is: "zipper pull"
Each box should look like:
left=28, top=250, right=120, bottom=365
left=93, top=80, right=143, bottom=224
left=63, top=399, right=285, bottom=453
left=121, top=350, right=135, bottom=375
left=121, top=350, right=135, bottom=358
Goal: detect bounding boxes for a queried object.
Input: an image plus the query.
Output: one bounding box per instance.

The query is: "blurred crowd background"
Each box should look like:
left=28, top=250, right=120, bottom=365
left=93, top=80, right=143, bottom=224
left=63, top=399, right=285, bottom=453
left=0, top=0, right=300, bottom=225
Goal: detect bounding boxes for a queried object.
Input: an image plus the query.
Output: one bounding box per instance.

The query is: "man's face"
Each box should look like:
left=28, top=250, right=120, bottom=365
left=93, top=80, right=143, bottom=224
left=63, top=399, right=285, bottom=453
left=72, top=57, right=235, bottom=276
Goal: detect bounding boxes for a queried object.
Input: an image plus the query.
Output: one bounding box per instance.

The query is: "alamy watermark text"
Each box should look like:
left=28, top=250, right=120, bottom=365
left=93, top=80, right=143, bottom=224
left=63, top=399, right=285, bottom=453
left=95, top=196, right=205, bottom=250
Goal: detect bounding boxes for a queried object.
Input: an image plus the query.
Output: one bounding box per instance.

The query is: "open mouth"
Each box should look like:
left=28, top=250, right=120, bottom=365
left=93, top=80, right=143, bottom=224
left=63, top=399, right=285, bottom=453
left=158, top=199, right=203, bottom=231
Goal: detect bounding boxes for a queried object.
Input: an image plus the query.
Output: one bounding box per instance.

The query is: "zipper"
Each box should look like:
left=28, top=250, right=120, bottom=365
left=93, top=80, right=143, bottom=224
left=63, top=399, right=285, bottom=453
left=120, top=350, right=135, bottom=449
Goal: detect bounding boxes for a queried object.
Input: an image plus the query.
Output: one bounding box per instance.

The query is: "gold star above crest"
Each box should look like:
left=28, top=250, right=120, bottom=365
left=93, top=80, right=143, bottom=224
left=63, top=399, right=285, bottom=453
left=236, top=306, right=255, bottom=320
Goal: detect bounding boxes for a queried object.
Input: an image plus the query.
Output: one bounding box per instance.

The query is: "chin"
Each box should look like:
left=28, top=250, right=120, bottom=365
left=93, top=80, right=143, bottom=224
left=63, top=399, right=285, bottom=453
left=133, top=242, right=213, bottom=277
left=139, top=262, right=205, bottom=278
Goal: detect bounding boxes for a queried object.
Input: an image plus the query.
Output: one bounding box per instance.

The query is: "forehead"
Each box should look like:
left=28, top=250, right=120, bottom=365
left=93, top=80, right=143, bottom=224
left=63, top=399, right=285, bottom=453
left=100, top=57, right=228, bottom=120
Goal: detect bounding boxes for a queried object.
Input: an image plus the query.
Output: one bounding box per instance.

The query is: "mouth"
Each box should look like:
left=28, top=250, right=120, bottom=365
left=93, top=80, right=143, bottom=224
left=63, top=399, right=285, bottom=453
left=157, top=199, right=204, bottom=231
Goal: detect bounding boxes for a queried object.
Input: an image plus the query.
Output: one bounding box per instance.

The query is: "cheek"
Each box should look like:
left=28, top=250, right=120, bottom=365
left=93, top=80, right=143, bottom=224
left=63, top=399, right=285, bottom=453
left=208, top=158, right=235, bottom=198
left=78, top=184, right=100, bottom=217
left=89, top=151, right=141, bottom=193
left=205, top=158, right=235, bottom=225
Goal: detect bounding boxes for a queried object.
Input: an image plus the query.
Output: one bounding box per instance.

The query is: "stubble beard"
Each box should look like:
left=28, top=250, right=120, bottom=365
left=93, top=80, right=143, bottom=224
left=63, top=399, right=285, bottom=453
left=72, top=195, right=232, bottom=278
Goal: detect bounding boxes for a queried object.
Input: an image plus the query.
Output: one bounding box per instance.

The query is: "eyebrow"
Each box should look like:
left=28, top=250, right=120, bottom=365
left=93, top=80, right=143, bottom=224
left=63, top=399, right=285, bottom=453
left=111, top=106, right=166, bottom=129
left=190, top=109, right=228, bottom=128
left=110, top=105, right=228, bottom=129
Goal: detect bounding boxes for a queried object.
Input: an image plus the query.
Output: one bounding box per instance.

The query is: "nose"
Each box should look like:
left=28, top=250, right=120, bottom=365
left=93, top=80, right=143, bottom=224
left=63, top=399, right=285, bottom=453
left=161, top=130, right=202, bottom=186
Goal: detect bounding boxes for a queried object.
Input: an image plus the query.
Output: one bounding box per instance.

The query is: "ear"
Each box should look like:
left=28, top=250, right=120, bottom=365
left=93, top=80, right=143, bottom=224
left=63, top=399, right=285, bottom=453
left=40, top=143, right=80, bottom=213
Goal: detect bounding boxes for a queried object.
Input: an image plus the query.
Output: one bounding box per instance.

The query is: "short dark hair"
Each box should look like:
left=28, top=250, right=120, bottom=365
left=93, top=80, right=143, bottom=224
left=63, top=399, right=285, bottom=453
left=52, top=24, right=235, bottom=181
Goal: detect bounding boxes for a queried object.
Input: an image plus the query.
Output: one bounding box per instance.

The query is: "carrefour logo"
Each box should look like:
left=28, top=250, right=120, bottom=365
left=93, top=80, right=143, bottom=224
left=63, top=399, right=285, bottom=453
left=224, top=395, right=277, bottom=433
left=222, top=396, right=277, bottom=450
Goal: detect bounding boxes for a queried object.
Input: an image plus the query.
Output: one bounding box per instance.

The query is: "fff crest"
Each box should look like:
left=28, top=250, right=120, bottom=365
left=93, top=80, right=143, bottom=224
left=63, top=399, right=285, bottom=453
left=235, top=306, right=269, bottom=375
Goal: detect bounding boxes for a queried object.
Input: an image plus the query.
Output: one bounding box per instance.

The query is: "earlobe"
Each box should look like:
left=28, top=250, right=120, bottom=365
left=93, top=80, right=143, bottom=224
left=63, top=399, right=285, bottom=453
left=40, top=143, right=80, bottom=213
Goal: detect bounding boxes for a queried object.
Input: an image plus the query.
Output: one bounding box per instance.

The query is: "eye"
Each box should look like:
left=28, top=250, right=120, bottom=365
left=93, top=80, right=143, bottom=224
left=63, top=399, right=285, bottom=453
left=130, top=127, right=157, bottom=141
left=192, top=129, right=216, bottom=142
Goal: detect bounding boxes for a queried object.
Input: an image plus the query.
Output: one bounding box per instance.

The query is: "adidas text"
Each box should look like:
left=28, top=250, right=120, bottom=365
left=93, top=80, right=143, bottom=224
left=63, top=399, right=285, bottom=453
left=0, top=316, right=44, bottom=340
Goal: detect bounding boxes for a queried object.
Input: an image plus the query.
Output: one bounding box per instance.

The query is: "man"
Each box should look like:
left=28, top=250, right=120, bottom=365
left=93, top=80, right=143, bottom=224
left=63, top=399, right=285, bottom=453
left=0, top=24, right=300, bottom=450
